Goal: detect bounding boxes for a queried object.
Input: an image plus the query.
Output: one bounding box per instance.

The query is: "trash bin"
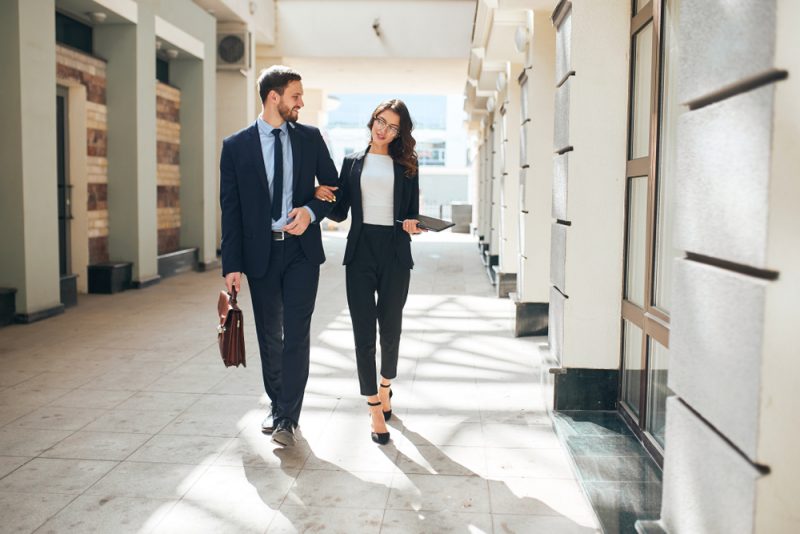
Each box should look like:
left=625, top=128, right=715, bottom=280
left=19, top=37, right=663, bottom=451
left=0, top=287, right=17, bottom=326
left=451, top=203, right=472, bottom=233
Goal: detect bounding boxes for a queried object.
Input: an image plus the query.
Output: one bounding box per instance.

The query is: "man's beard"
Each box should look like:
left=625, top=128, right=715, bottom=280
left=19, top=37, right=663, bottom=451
left=278, top=102, right=299, bottom=123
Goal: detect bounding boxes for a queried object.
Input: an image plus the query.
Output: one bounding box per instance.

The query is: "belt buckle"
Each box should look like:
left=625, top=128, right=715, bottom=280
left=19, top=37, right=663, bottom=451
left=273, top=231, right=285, bottom=241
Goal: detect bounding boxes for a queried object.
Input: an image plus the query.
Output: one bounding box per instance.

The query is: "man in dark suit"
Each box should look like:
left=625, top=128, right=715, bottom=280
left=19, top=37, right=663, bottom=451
left=220, top=66, right=338, bottom=446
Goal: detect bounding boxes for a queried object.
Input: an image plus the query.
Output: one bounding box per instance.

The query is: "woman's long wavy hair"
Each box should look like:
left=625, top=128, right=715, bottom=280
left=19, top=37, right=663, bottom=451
left=367, top=99, right=418, bottom=177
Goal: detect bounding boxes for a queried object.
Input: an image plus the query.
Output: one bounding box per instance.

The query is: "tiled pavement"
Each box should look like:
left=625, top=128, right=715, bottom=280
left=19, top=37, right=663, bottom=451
left=0, top=231, right=601, bottom=533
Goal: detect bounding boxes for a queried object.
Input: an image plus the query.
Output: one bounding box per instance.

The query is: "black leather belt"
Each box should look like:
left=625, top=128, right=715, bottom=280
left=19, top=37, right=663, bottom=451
left=271, top=231, right=294, bottom=241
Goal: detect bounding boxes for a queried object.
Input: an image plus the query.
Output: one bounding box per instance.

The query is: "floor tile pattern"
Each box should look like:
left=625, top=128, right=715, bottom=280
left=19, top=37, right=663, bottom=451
left=0, top=231, right=602, bottom=533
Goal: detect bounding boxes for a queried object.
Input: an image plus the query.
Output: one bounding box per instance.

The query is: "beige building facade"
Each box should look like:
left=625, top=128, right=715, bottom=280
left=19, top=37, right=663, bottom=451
left=0, top=0, right=256, bottom=323
left=465, top=0, right=798, bottom=532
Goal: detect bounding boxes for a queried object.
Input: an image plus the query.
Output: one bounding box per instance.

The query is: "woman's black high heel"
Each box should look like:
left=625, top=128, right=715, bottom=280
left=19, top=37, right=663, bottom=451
left=380, top=383, right=393, bottom=421
left=368, top=400, right=390, bottom=445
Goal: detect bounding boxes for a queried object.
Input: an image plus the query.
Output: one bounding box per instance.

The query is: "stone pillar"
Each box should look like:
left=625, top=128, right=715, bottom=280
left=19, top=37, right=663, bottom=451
left=156, top=1, right=217, bottom=271
left=489, top=115, right=502, bottom=262
left=95, top=3, right=160, bottom=287
left=172, top=55, right=217, bottom=269
left=478, top=131, right=492, bottom=248
left=548, top=0, right=629, bottom=408
left=515, top=11, right=556, bottom=336
left=496, top=65, right=522, bottom=298
left=652, top=1, right=799, bottom=532
left=0, top=0, right=62, bottom=321
left=479, top=123, right=498, bottom=275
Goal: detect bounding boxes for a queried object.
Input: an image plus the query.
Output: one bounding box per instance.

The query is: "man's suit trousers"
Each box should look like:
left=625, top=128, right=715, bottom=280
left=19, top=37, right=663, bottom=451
left=249, top=237, right=319, bottom=425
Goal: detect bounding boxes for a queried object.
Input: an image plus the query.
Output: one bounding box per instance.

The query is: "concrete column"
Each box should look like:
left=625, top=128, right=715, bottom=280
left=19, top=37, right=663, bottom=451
left=756, top=5, right=800, bottom=531
left=0, top=0, right=62, bottom=321
left=472, top=141, right=482, bottom=236
left=515, top=11, right=555, bottom=336
left=478, top=134, right=492, bottom=244
left=548, top=0, right=629, bottom=406
left=489, top=116, right=502, bottom=259
left=95, top=3, right=159, bottom=286
left=496, top=65, right=522, bottom=298
left=654, top=0, right=799, bottom=532
left=164, top=2, right=217, bottom=270
left=171, top=55, right=217, bottom=269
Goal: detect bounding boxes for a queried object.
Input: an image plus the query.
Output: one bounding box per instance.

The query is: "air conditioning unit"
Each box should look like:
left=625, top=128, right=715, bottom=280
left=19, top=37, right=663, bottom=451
left=216, top=31, right=250, bottom=71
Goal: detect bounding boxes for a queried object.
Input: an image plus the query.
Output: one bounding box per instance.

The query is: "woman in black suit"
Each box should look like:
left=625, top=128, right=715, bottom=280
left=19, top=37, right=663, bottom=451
left=315, top=99, right=423, bottom=445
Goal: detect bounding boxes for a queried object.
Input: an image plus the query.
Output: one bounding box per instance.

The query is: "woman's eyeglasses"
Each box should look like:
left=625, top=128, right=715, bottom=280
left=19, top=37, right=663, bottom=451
left=374, top=116, right=400, bottom=136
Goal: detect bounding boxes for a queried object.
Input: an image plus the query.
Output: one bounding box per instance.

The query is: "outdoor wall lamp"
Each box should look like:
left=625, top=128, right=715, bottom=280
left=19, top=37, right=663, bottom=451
left=372, top=18, right=381, bottom=37
left=87, top=12, right=107, bottom=24
left=496, top=71, right=507, bottom=92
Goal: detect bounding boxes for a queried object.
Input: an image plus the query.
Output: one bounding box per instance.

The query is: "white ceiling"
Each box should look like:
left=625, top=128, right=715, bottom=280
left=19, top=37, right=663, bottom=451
left=254, top=1, right=475, bottom=95
left=269, top=56, right=469, bottom=94
left=263, top=0, right=476, bottom=59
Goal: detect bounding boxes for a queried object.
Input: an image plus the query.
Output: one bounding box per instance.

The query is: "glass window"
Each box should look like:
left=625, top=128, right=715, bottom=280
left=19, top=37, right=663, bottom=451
left=653, top=0, right=681, bottom=312
left=622, top=320, right=644, bottom=416
left=328, top=94, right=446, bottom=130
left=156, top=57, right=169, bottom=84
left=629, top=22, right=653, bottom=159
left=417, top=141, right=446, bottom=166
left=647, top=338, right=671, bottom=446
left=625, top=176, right=648, bottom=307
left=56, top=12, right=93, bottom=54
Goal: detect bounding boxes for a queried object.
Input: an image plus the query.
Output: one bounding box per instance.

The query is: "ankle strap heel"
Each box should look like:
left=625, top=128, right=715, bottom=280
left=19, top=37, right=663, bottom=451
left=379, top=383, right=393, bottom=421
left=367, top=401, right=390, bottom=445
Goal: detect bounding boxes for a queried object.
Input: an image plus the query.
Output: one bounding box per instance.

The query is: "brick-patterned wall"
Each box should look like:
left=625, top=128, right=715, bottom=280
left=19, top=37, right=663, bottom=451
left=156, top=82, right=181, bottom=255
left=56, top=45, right=109, bottom=264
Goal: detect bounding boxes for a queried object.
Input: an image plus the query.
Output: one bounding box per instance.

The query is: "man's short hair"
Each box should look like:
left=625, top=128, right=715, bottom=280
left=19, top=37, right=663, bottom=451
left=257, top=65, right=302, bottom=103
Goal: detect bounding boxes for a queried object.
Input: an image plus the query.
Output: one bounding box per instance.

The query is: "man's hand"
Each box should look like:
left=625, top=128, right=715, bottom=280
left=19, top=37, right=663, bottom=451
left=284, top=208, right=311, bottom=235
left=314, top=185, right=338, bottom=202
left=225, top=272, right=241, bottom=294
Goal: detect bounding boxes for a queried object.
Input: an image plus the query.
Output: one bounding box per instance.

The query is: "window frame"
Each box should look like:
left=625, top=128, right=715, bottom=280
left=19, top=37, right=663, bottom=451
left=618, top=0, right=674, bottom=466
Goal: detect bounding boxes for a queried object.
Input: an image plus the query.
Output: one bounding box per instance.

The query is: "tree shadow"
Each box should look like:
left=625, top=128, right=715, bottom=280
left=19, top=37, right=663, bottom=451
left=381, top=416, right=601, bottom=533
left=239, top=415, right=600, bottom=533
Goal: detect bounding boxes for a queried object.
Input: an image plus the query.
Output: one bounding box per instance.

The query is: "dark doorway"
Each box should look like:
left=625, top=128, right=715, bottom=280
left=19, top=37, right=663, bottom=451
left=57, top=90, right=77, bottom=307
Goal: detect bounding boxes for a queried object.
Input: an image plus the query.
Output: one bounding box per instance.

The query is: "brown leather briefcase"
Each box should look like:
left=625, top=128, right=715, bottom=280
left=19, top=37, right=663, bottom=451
left=217, top=289, right=246, bottom=367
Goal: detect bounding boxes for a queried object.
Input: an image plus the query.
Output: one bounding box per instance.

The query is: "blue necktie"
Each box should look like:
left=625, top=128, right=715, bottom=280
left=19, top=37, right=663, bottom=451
left=271, top=128, right=283, bottom=222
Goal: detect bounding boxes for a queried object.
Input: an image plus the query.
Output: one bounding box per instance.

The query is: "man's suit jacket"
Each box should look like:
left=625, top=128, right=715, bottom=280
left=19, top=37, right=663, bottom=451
left=220, top=120, right=338, bottom=279
left=328, top=146, right=420, bottom=269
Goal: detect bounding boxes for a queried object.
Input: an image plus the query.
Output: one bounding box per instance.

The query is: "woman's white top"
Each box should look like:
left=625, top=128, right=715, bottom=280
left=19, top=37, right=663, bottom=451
left=360, top=153, right=395, bottom=225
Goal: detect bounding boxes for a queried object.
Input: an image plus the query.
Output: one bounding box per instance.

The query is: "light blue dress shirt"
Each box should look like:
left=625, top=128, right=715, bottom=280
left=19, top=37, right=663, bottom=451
left=256, top=117, right=315, bottom=231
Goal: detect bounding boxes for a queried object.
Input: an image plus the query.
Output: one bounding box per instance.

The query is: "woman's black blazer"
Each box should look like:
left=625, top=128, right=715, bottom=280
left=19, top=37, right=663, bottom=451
left=328, top=146, right=420, bottom=269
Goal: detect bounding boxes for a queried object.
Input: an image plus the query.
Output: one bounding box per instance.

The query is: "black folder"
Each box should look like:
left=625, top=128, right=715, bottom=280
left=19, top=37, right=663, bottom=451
left=415, top=214, right=455, bottom=232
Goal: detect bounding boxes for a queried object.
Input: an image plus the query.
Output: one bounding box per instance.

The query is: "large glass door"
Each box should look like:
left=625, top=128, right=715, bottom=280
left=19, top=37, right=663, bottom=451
left=619, top=0, right=681, bottom=464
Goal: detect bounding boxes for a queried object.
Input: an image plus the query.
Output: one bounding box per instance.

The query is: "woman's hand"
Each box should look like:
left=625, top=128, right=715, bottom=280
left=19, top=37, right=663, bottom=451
left=402, top=219, right=425, bottom=235
left=314, top=185, right=338, bottom=202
